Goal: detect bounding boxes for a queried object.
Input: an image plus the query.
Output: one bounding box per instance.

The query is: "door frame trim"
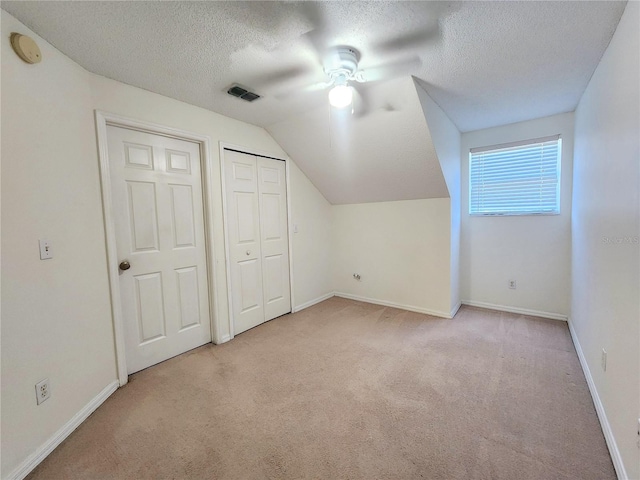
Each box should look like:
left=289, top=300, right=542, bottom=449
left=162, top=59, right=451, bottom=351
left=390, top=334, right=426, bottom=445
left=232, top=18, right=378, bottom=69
left=219, top=142, right=295, bottom=339
left=95, top=111, right=221, bottom=386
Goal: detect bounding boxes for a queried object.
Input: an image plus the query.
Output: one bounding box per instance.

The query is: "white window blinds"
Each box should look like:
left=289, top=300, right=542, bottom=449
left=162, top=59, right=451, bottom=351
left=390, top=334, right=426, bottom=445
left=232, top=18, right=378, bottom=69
left=469, top=135, right=561, bottom=215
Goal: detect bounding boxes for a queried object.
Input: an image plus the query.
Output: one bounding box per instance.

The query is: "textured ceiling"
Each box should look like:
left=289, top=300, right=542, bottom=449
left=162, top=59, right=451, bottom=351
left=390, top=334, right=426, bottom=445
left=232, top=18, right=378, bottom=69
left=2, top=1, right=627, bottom=205
left=1, top=1, right=626, bottom=132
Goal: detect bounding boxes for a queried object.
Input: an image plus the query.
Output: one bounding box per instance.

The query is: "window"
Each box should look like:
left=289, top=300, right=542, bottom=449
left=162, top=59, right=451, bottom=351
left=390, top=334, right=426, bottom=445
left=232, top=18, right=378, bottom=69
left=469, top=135, right=561, bottom=216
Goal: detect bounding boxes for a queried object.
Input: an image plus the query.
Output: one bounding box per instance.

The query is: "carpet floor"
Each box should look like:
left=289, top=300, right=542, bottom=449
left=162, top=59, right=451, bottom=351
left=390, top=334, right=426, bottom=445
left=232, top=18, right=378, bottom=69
left=27, top=297, right=615, bottom=479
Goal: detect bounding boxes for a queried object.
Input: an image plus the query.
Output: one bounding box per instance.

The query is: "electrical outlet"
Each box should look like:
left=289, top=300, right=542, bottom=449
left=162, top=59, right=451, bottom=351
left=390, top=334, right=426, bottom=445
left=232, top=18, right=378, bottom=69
left=508, top=280, right=516, bottom=289
left=601, top=349, right=607, bottom=372
left=35, top=378, right=51, bottom=405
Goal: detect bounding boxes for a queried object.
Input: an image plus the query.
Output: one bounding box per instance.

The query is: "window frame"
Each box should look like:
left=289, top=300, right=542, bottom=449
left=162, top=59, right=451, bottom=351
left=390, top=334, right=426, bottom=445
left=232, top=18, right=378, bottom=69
left=468, top=135, right=562, bottom=217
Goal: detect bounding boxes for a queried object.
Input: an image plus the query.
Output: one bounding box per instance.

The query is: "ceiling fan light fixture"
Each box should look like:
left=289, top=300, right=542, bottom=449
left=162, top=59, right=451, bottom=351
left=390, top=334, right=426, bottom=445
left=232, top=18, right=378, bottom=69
left=328, top=84, right=353, bottom=108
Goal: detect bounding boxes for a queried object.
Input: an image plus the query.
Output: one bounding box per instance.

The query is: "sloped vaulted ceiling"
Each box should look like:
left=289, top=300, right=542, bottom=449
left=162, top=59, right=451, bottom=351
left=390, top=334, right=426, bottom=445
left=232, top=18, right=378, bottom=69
left=267, top=76, right=448, bottom=205
left=1, top=1, right=628, bottom=205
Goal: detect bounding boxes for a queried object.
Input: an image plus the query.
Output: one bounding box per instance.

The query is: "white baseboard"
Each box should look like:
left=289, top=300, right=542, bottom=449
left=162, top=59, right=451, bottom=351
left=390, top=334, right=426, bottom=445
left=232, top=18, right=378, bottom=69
left=292, top=292, right=335, bottom=313
left=6, top=380, right=119, bottom=480
left=217, top=334, right=232, bottom=344
left=568, top=320, right=628, bottom=480
left=461, top=300, right=568, bottom=321
left=334, top=292, right=452, bottom=319
left=450, top=302, right=462, bottom=318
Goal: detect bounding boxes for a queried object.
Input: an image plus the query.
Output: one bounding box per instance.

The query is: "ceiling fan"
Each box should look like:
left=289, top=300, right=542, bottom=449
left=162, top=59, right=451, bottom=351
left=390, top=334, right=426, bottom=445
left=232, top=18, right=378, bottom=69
left=323, top=46, right=365, bottom=108
left=244, top=2, right=446, bottom=116
left=282, top=45, right=422, bottom=116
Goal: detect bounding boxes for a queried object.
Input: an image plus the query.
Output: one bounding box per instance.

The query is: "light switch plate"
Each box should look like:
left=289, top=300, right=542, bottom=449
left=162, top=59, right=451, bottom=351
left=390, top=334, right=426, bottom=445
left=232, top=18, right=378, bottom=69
left=39, top=239, right=53, bottom=259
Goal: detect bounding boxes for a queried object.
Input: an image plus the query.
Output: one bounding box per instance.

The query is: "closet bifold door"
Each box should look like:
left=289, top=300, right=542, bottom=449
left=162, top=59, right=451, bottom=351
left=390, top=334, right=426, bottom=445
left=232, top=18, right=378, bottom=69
left=256, top=157, right=291, bottom=321
left=224, top=150, right=265, bottom=335
left=224, top=150, right=292, bottom=335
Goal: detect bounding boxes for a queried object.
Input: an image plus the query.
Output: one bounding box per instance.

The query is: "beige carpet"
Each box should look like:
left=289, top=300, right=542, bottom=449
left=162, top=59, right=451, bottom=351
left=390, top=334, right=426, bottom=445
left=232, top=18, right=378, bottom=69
left=27, top=298, right=615, bottom=479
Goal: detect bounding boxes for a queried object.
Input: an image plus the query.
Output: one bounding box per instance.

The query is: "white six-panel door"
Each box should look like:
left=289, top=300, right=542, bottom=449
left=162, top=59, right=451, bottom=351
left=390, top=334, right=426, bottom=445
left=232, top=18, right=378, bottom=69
left=107, top=125, right=211, bottom=374
left=224, top=150, right=291, bottom=335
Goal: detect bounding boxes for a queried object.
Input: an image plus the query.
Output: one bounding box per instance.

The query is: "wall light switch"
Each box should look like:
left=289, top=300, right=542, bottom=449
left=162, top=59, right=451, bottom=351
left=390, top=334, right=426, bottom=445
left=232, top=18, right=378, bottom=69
left=39, top=239, right=53, bottom=260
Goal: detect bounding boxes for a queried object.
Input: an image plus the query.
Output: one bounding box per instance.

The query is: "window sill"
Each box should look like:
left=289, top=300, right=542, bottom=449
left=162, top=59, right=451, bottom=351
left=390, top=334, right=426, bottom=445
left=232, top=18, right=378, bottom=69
left=469, top=211, right=561, bottom=217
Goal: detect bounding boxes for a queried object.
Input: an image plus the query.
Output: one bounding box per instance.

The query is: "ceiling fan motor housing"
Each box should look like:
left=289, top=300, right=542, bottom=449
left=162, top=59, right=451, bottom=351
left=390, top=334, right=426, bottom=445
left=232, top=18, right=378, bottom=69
left=325, top=47, right=360, bottom=84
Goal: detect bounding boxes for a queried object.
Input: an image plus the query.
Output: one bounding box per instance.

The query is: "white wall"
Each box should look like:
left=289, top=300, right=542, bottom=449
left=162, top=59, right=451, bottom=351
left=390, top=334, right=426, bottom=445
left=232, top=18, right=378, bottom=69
left=1, top=12, right=117, bottom=478
left=289, top=162, right=333, bottom=309
left=460, top=113, right=574, bottom=318
left=415, top=82, right=462, bottom=314
left=332, top=199, right=452, bottom=317
left=330, top=82, right=460, bottom=319
left=1, top=10, right=331, bottom=478
left=571, top=1, right=640, bottom=478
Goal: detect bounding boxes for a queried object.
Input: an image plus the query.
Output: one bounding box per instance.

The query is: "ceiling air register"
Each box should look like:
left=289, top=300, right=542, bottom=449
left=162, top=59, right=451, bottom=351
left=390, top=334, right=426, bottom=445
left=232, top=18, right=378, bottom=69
left=227, top=84, right=261, bottom=102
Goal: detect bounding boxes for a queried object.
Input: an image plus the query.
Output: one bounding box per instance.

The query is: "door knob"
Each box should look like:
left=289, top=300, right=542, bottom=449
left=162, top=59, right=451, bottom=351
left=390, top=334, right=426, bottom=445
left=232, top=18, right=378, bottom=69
left=246, top=250, right=251, bottom=256
left=119, top=260, right=131, bottom=271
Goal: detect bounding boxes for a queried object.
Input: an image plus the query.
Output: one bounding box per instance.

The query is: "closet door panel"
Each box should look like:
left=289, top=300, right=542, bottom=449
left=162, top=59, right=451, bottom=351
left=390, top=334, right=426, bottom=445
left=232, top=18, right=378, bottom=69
left=224, top=151, right=264, bottom=334
left=257, top=157, right=291, bottom=320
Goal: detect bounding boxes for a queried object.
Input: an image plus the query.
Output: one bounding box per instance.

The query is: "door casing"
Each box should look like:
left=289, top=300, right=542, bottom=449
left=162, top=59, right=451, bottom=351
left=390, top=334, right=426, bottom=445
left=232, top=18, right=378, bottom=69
left=96, top=111, right=221, bottom=386
left=219, top=142, right=296, bottom=339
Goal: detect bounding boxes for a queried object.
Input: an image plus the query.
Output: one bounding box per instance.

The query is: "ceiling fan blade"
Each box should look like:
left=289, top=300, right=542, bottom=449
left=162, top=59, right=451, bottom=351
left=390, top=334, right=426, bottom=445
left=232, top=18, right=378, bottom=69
left=374, top=26, right=440, bottom=54
left=274, top=80, right=333, bottom=100
left=250, top=65, right=312, bottom=90
left=352, top=84, right=400, bottom=119
left=357, top=56, right=422, bottom=83
left=352, top=85, right=371, bottom=118
left=297, top=2, right=331, bottom=64
left=297, top=1, right=325, bottom=31
left=301, top=81, right=334, bottom=93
